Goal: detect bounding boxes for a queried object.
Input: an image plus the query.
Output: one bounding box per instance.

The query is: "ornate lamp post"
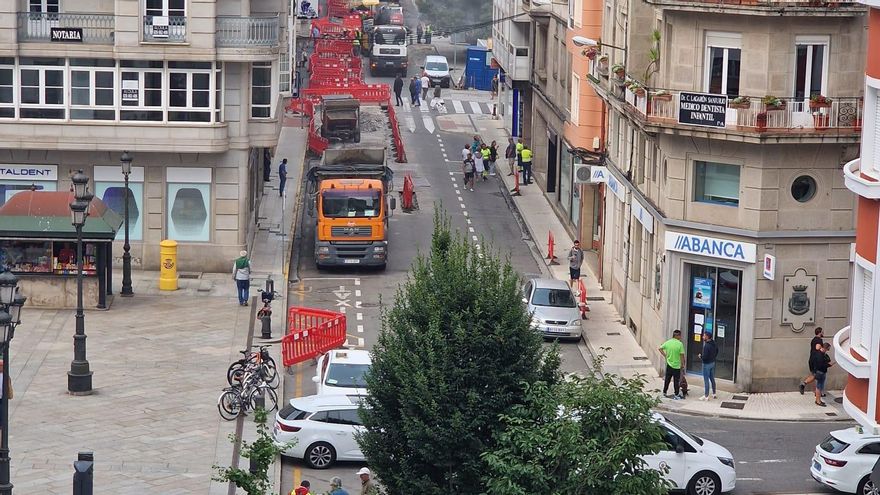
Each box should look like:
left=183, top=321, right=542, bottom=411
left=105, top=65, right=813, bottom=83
left=68, top=170, right=93, bottom=395
left=0, top=271, right=27, bottom=495
left=120, top=152, right=134, bottom=297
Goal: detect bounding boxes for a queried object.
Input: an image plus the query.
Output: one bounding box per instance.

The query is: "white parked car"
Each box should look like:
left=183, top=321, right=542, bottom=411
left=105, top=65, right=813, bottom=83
left=522, top=278, right=583, bottom=340
left=811, top=426, right=880, bottom=494
left=313, top=349, right=371, bottom=396
left=273, top=394, right=365, bottom=469
left=645, top=413, right=737, bottom=495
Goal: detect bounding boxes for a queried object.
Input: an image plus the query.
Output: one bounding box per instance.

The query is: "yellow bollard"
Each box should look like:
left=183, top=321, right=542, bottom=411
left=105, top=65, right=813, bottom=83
left=159, top=239, right=178, bottom=291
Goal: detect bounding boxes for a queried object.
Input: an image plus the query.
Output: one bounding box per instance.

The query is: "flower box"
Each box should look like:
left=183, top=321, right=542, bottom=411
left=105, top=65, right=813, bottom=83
left=652, top=92, right=673, bottom=102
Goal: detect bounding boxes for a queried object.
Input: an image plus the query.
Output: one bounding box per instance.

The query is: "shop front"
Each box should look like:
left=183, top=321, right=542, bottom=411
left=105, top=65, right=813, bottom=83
left=664, top=230, right=757, bottom=388
left=0, top=191, right=122, bottom=309
left=0, top=164, right=58, bottom=205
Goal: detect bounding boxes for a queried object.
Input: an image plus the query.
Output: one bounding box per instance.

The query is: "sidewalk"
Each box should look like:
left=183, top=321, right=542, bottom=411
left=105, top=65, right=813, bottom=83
left=5, top=128, right=306, bottom=494
left=473, top=115, right=848, bottom=422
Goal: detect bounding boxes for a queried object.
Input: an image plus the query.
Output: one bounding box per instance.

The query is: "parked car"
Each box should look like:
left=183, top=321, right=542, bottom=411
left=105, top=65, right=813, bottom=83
left=646, top=413, right=737, bottom=495
left=313, top=349, right=371, bottom=396
left=811, top=426, right=880, bottom=494
left=273, top=394, right=366, bottom=469
left=423, top=55, right=452, bottom=88
left=522, top=278, right=583, bottom=340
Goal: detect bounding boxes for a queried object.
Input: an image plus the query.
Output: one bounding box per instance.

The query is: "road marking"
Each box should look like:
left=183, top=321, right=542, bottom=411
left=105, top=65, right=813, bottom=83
left=403, top=99, right=410, bottom=111
left=466, top=218, right=471, bottom=224
left=356, top=313, right=363, bottom=321
left=420, top=101, right=429, bottom=113
left=355, top=290, right=361, bottom=297
left=403, top=115, right=416, bottom=133
left=469, top=226, right=474, bottom=233
left=448, top=171, right=454, bottom=175
left=339, top=307, right=347, bottom=313
left=463, top=211, right=468, bottom=217
left=344, top=335, right=365, bottom=349
left=452, top=100, right=465, bottom=113
left=423, top=116, right=435, bottom=133
left=457, top=196, right=463, bottom=201
left=469, top=101, right=482, bottom=114
left=354, top=278, right=361, bottom=286
left=460, top=203, right=466, bottom=209
left=737, top=460, right=788, bottom=464
left=735, top=478, right=763, bottom=482
left=357, top=325, right=364, bottom=333
left=355, top=301, right=362, bottom=308
left=472, top=235, right=478, bottom=241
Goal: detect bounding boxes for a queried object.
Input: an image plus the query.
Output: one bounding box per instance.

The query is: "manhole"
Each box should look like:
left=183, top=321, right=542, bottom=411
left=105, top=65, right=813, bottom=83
left=834, top=397, right=843, bottom=404
left=732, top=395, right=749, bottom=401
left=633, top=356, right=649, bottom=361
left=586, top=296, right=605, bottom=301
left=720, top=402, right=745, bottom=410
left=606, top=332, right=620, bottom=336
left=179, top=272, right=202, bottom=280
left=825, top=412, right=838, bottom=417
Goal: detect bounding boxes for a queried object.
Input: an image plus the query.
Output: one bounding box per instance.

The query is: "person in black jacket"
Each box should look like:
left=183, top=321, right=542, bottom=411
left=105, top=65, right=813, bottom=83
left=393, top=74, right=404, bottom=106
left=698, top=332, right=719, bottom=401
left=809, top=343, right=834, bottom=407
left=799, top=327, right=824, bottom=395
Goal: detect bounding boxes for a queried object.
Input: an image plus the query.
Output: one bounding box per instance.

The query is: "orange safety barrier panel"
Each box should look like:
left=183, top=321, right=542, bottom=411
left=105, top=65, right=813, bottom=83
left=281, top=307, right=347, bottom=367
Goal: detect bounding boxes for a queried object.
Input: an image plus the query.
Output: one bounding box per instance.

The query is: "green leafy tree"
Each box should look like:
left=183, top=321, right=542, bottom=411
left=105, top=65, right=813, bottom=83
left=358, top=212, right=560, bottom=494
left=213, top=408, right=291, bottom=495
left=414, top=0, right=491, bottom=36
left=482, top=354, right=669, bottom=495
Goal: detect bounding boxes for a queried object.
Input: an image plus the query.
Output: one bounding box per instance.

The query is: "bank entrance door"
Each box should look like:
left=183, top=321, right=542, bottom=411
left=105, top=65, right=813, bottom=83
left=685, top=264, right=742, bottom=381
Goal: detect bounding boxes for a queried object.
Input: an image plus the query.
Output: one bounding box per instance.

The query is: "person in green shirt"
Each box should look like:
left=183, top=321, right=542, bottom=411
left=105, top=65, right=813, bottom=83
left=659, top=329, right=686, bottom=399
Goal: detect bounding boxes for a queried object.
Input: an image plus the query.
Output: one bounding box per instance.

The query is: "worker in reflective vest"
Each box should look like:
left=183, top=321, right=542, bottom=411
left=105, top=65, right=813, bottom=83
left=520, top=145, right=533, bottom=185
left=515, top=140, right=524, bottom=183
left=352, top=36, right=361, bottom=57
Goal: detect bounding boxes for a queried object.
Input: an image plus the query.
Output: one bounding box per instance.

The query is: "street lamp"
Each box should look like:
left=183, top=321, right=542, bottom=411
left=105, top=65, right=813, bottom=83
left=120, top=152, right=134, bottom=297
left=571, top=36, right=627, bottom=54
left=0, top=271, right=27, bottom=495
left=68, top=170, right=93, bottom=395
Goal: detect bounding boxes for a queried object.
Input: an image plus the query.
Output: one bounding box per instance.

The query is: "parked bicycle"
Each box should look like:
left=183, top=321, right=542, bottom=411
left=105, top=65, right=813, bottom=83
left=217, top=368, right=279, bottom=420
left=227, top=345, right=279, bottom=389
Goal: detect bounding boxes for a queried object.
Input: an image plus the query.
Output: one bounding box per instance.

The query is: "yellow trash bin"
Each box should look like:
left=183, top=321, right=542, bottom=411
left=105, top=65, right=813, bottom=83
left=159, top=239, right=178, bottom=291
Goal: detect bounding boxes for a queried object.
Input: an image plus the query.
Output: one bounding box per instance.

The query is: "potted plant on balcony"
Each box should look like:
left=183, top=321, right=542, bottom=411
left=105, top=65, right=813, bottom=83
left=651, top=90, right=673, bottom=102
left=809, top=94, right=833, bottom=109
left=584, top=47, right=598, bottom=60
left=729, top=96, right=751, bottom=110
left=611, top=63, right=626, bottom=79
left=762, top=95, right=786, bottom=111
left=756, top=112, right=768, bottom=131
left=627, top=81, right=646, bottom=97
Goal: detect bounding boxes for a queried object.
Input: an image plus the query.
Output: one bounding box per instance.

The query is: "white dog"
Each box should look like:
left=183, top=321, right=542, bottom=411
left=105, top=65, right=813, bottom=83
left=430, top=97, right=447, bottom=113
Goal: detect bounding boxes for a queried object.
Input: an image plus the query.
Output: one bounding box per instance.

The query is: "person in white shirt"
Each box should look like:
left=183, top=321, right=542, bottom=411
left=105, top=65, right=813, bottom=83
left=420, top=74, right=430, bottom=101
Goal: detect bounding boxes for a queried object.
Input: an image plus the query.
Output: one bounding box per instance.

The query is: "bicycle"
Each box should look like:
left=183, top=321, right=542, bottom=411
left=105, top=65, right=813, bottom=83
left=227, top=345, right=279, bottom=389
left=217, top=369, right=279, bottom=421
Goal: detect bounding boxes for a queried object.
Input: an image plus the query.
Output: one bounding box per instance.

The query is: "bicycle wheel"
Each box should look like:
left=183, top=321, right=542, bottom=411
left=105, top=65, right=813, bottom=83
left=217, top=389, right=242, bottom=421
left=260, top=363, right=280, bottom=389
left=249, top=386, right=279, bottom=412
left=227, top=361, right=247, bottom=385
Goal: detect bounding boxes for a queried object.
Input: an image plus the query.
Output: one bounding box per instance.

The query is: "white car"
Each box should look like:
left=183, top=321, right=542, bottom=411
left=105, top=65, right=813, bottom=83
left=811, top=426, right=880, bottom=494
left=522, top=278, right=583, bottom=340
left=313, top=349, right=371, bottom=396
left=273, top=394, right=365, bottom=469
left=424, top=55, right=451, bottom=88
left=645, top=413, right=737, bottom=495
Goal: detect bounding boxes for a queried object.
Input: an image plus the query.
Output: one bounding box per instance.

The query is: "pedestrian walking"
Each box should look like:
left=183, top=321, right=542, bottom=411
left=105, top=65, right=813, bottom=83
left=491, top=74, right=498, bottom=98
left=409, top=77, right=419, bottom=105
left=799, top=327, right=824, bottom=395
left=521, top=144, right=533, bottom=184
left=698, top=332, right=718, bottom=401
left=279, top=158, right=288, bottom=197
left=568, top=240, right=584, bottom=291
left=488, top=140, right=498, bottom=176
left=299, top=50, right=309, bottom=69
left=515, top=139, right=524, bottom=182
left=357, top=467, right=379, bottom=495
left=463, top=152, right=476, bottom=191
left=416, top=23, right=423, bottom=44
left=291, top=480, right=311, bottom=495
left=327, top=477, right=349, bottom=495
left=505, top=137, right=516, bottom=176
left=810, top=343, right=834, bottom=407
left=232, top=250, right=252, bottom=306
left=424, top=24, right=432, bottom=44
left=420, top=74, right=430, bottom=101
left=474, top=149, right=486, bottom=182
left=471, top=135, right=481, bottom=156
left=480, top=144, right=490, bottom=180
left=659, top=330, right=686, bottom=399
left=393, top=74, right=404, bottom=106
left=414, top=76, right=422, bottom=106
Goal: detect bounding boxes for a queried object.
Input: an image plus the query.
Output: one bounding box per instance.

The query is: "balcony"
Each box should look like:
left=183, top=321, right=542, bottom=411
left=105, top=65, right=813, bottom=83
left=834, top=326, right=871, bottom=379
left=844, top=158, right=880, bottom=199
left=143, top=15, right=186, bottom=43
left=17, top=12, right=115, bottom=44
left=216, top=15, right=280, bottom=47
left=642, top=0, right=865, bottom=16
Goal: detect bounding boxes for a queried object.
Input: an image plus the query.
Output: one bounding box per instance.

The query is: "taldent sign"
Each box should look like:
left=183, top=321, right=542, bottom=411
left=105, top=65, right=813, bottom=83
left=0, top=165, right=58, bottom=181
left=678, top=92, right=727, bottom=128
left=665, top=231, right=756, bottom=263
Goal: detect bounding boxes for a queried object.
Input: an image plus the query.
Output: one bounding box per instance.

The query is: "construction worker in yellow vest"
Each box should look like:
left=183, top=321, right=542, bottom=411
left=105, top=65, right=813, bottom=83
left=521, top=144, right=533, bottom=185
left=480, top=145, right=491, bottom=179
left=352, top=35, right=361, bottom=57
left=515, top=139, right=524, bottom=183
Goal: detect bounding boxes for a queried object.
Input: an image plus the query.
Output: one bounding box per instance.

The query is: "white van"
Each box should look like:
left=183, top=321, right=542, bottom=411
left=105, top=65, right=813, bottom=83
left=423, top=55, right=451, bottom=88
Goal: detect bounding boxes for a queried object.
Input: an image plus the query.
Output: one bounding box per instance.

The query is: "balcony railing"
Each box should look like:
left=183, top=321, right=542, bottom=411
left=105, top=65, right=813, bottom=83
left=143, top=15, right=186, bottom=42
left=216, top=15, right=280, bottom=47
left=17, top=12, right=115, bottom=44
left=642, top=0, right=865, bottom=14
left=833, top=326, right=871, bottom=379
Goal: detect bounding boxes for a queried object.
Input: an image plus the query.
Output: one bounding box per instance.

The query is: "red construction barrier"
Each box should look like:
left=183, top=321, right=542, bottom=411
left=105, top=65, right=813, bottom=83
left=402, top=173, right=414, bottom=210
left=282, top=307, right=347, bottom=367
left=511, top=167, right=521, bottom=196
left=314, top=39, right=354, bottom=55
left=386, top=101, right=407, bottom=163
left=547, top=232, right=559, bottom=265
left=578, top=279, right=590, bottom=319
left=327, top=0, right=349, bottom=17
left=308, top=127, right=329, bottom=155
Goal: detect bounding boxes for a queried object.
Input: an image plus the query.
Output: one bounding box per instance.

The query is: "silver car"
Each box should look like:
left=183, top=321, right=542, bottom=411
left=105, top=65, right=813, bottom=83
left=522, top=278, right=583, bottom=340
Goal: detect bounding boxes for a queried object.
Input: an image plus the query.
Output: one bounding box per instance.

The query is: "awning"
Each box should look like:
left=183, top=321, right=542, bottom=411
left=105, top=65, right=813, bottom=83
left=0, top=191, right=122, bottom=240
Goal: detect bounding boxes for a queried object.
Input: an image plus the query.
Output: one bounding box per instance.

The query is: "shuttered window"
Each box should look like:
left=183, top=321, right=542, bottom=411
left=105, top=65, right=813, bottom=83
left=873, top=95, right=880, bottom=172
left=854, top=264, right=874, bottom=353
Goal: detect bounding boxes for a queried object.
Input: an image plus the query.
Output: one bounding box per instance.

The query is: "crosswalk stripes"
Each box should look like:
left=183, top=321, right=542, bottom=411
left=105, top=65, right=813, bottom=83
left=452, top=100, right=465, bottom=113
left=402, top=115, right=416, bottom=133
left=420, top=100, right=429, bottom=113
left=422, top=116, right=435, bottom=133
left=402, top=99, right=410, bottom=111
left=469, top=101, right=483, bottom=114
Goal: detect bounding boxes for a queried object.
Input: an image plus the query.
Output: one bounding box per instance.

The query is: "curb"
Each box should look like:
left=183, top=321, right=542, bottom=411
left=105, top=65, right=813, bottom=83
left=652, top=400, right=854, bottom=423
left=288, top=154, right=309, bottom=284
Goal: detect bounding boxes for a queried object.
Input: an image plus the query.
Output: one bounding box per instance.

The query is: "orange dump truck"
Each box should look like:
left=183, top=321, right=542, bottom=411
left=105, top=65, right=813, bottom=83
left=306, top=148, right=395, bottom=269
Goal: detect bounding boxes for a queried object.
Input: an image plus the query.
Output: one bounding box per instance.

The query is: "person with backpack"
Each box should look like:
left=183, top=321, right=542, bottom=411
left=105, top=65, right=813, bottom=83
left=291, top=480, right=311, bottom=495
left=232, top=250, right=252, bottom=306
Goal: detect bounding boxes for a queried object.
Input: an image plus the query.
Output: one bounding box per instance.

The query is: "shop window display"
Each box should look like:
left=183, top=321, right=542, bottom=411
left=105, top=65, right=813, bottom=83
left=167, top=183, right=210, bottom=241
left=0, top=240, right=97, bottom=275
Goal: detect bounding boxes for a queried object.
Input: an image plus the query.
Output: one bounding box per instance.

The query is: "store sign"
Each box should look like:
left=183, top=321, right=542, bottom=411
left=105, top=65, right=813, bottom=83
left=589, top=166, right=608, bottom=183
left=631, top=198, right=654, bottom=234
left=763, top=254, right=776, bottom=280
left=151, top=16, right=170, bottom=38
left=678, top=92, right=727, bottom=128
left=50, top=27, right=83, bottom=42
left=0, top=165, right=58, bottom=181
left=665, top=231, right=756, bottom=263
left=588, top=165, right=625, bottom=202
left=692, top=277, right=713, bottom=309
left=121, top=80, right=139, bottom=102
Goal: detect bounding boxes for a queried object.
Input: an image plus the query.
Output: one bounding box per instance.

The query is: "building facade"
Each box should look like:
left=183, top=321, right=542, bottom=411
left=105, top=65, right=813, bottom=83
left=0, top=0, right=286, bottom=273
left=588, top=0, right=866, bottom=392
left=491, top=0, right=531, bottom=140
left=838, top=0, right=880, bottom=433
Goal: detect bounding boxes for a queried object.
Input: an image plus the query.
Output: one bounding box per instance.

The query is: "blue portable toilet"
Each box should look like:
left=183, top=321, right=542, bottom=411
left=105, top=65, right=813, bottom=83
left=465, top=46, right=495, bottom=91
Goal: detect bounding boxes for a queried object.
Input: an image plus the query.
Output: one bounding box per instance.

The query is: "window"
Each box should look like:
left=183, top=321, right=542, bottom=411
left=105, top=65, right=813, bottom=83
left=168, top=70, right=211, bottom=122
left=791, top=175, right=817, bottom=202
left=146, top=0, right=185, bottom=17
left=19, top=58, right=65, bottom=119
left=167, top=167, right=211, bottom=242
left=0, top=181, right=56, bottom=206
left=629, top=220, right=642, bottom=282
left=852, top=262, right=874, bottom=355
left=251, top=62, right=272, bottom=118
left=531, top=288, right=577, bottom=308
left=859, top=443, right=880, bottom=455
left=70, top=59, right=117, bottom=121
left=29, top=0, right=58, bottom=14
left=324, top=363, right=370, bottom=388
left=705, top=32, right=741, bottom=97
left=95, top=171, right=144, bottom=242
left=279, top=52, right=290, bottom=94
left=0, top=58, right=13, bottom=118
left=215, top=65, right=223, bottom=122
left=328, top=409, right=363, bottom=426
left=694, top=161, right=740, bottom=206
left=570, top=72, right=580, bottom=125
left=120, top=60, right=164, bottom=121
left=794, top=36, right=828, bottom=100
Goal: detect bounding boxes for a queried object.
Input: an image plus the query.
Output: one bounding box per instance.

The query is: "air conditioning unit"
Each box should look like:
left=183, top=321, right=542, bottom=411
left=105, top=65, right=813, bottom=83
left=574, top=164, right=592, bottom=184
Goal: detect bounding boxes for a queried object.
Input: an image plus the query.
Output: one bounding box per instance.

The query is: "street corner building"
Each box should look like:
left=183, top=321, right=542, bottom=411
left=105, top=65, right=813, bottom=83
left=837, top=0, right=880, bottom=434
left=0, top=0, right=291, bottom=274
left=580, top=0, right=866, bottom=392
